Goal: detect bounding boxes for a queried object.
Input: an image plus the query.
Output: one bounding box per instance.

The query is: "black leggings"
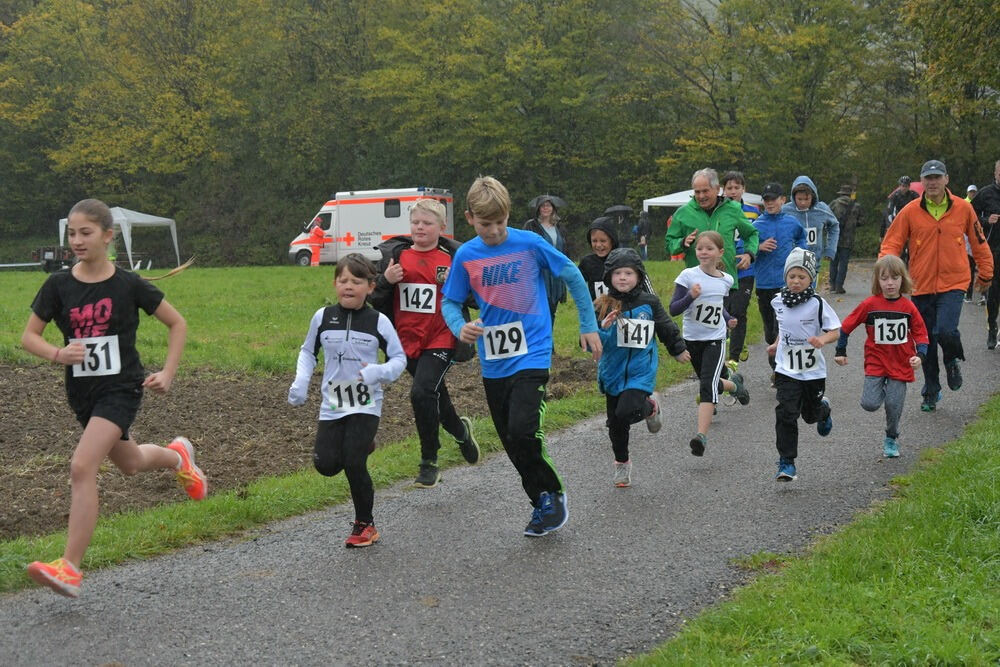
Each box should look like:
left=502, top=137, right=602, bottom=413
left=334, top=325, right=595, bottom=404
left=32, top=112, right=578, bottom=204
left=407, top=349, right=464, bottom=462
left=725, top=276, right=755, bottom=361
left=756, top=287, right=781, bottom=369
left=773, top=374, right=828, bottom=461
left=482, top=369, right=561, bottom=504
left=606, top=389, right=652, bottom=463
left=314, top=415, right=379, bottom=523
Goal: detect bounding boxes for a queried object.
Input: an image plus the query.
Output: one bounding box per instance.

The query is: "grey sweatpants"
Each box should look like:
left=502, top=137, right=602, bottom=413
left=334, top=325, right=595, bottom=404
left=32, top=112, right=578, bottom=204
left=860, top=375, right=907, bottom=440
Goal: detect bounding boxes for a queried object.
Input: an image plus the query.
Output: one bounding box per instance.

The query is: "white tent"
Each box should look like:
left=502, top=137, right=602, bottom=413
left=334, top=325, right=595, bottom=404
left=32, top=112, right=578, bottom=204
left=59, top=207, right=181, bottom=268
left=643, top=189, right=763, bottom=211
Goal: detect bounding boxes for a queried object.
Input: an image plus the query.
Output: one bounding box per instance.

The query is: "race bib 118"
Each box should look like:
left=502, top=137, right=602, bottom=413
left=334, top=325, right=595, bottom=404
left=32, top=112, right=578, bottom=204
left=327, top=380, right=372, bottom=413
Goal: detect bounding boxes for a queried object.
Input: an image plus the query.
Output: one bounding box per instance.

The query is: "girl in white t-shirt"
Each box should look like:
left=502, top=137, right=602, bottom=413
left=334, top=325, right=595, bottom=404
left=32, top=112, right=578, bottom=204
left=766, top=248, right=841, bottom=482
left=669, top=231, right=750, bottom=456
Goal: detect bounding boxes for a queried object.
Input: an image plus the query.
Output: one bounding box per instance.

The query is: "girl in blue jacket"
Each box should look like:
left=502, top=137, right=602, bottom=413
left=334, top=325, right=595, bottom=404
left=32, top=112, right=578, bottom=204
left=596, top=248, right=689, bottom=487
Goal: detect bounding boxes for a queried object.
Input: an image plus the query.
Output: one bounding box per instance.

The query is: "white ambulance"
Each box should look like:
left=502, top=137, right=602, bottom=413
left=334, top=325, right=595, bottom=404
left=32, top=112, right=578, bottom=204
left=288, top=187, right=454, bottom=265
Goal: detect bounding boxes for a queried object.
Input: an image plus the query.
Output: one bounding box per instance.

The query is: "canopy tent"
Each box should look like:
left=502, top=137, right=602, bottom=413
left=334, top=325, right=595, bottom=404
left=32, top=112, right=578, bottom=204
left=643, top=189, right=763, bottom=211
left=59, top=207, right=180, bottom=268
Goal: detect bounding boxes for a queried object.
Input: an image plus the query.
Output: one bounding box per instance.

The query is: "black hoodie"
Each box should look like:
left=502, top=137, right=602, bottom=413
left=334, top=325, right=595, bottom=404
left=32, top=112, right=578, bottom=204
left=578, top=216, right=621, bottom=301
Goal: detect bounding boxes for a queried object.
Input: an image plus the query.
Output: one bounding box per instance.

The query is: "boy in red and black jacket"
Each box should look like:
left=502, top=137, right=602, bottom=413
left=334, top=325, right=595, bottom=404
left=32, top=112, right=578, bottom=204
left=370, top=198, right=479, bottom=487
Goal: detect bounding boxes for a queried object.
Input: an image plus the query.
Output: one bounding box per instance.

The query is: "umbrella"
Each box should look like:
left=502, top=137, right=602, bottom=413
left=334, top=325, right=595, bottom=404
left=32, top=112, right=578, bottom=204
left=529, top=194, right=568, bottom=211
left=604, top=204, right=633, bottom=216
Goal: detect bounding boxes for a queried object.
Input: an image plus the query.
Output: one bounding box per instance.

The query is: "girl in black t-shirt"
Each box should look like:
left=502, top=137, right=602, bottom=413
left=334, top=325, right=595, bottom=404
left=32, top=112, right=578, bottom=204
left=21, top=198, right=206, bottom=598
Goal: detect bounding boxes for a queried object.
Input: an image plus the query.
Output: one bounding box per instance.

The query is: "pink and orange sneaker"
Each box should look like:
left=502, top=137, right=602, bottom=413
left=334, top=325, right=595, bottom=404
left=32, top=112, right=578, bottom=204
left=26, top=558, right=82, bottom=598
left=344, top=521, right=380, bottom=548
left=166, top=437, right=208, bottom=501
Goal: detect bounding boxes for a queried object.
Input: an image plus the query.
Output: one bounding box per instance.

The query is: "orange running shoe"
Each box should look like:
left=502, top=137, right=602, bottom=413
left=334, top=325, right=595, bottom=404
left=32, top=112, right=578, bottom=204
left=27, top=558, right=82, bottom=598
left=344, top=521, right=380, bottom=548
left=166, top=437, right=208, bottom=501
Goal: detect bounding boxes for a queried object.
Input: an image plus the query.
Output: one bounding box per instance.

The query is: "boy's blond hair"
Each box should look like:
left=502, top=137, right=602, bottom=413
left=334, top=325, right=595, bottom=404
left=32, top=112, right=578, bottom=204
left=466, top=176, right=510, bottom=221
left=411, top=198, right=446, bottom=225
left=871, top=254, right=914, bottom=295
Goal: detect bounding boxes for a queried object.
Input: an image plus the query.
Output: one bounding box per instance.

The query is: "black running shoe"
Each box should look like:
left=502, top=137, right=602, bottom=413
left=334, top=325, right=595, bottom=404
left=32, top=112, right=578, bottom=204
left=413, top=462, right=440, bottom=488
left=730, top=372, right=750, bottom=405
left=945, top=360, right=962, bottom=391
left=456, top=416, right=480, bottom=464
left=689, top=433, right=706, bottom=457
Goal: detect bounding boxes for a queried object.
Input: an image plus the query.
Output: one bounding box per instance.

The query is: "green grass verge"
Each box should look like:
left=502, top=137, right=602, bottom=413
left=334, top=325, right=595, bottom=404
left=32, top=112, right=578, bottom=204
left=631, top=399, right=1000, bottom=665
left=0, top=266, right=332, bottom=371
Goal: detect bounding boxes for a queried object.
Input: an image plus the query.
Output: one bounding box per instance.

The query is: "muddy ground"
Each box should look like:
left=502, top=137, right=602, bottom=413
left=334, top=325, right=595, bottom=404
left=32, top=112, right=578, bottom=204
left=0, top=356, right=596, bottom=540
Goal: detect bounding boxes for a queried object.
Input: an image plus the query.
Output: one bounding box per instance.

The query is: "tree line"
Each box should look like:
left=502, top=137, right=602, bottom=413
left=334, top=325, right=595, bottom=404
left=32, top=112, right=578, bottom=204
left=1, top=0, right=997, bottom=264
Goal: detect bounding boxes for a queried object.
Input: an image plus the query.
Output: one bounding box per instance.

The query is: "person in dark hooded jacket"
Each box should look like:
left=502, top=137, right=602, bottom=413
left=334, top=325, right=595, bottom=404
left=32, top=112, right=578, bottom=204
left=578, top=216, right=619, bottom=302
left=596, top=248, right=689, bottom=488
left=523, top=195, right=568, bottom=324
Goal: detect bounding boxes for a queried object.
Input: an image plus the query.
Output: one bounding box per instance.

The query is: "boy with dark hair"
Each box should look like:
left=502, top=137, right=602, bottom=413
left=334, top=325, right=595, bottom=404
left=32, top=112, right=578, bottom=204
left=753, top=183, right=808, bottom=380
left=721, top=170, right=759, bottom=367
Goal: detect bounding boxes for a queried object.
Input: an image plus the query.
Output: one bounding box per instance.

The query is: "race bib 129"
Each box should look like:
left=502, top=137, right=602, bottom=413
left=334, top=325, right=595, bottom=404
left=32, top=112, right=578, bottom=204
left=482, top=321, right=528, bottom=360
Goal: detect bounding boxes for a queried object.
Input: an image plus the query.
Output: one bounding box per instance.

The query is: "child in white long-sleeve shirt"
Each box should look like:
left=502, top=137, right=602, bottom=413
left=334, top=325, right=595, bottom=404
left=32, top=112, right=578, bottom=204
left=288, top=253, right=406, bottom=547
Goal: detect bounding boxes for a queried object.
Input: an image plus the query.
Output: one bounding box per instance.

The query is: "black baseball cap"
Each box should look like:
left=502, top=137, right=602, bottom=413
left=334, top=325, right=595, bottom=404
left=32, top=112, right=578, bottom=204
left=920, top=160, right=947, bottom=178
left=761, top=182, right=784, bottom=200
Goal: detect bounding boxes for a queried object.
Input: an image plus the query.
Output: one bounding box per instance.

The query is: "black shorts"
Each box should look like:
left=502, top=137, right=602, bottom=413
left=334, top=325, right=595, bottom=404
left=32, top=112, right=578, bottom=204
left=68, top=383, right=143, bottom=440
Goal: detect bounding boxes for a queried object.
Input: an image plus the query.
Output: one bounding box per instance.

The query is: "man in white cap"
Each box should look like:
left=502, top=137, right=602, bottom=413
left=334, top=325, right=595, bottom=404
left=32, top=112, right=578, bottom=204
left=966, top=184, right=978, bottom=202
left=880, top=159, right=993, bottom=411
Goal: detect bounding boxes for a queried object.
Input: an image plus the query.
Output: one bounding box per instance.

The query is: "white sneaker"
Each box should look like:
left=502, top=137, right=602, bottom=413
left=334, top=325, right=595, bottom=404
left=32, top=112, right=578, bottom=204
left=613, top=460, right=632, bottom=487
left=646, top=393, right=662, bottom=433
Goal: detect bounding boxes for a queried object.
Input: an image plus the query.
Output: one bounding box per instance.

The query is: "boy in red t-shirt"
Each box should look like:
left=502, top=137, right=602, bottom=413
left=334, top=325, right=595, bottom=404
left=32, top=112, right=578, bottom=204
left=371, top=198, right=480, bottom=486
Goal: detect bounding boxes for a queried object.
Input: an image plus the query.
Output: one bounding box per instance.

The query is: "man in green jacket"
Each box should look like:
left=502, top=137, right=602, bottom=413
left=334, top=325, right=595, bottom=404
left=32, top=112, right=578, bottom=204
left=666, top=168, right=760, bottom=288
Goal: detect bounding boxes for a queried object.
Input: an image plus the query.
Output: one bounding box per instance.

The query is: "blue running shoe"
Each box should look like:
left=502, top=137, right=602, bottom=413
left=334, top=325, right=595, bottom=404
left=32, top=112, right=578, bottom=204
left=540, top=491, right=568, bottom=533
left=524, top=491, right=569, bottom=536
left=524, top=503, right=545, bottom=537
left=817, top=397, right=833, bottom=436
left=776, top=458, right=797, bottom=481
left=883, top=437, right=900, bottom=458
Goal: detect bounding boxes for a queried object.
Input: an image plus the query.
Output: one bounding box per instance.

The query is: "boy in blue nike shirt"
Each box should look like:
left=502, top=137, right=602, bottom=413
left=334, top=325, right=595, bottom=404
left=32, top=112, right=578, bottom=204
left=442, top=176, right=602, bottom=537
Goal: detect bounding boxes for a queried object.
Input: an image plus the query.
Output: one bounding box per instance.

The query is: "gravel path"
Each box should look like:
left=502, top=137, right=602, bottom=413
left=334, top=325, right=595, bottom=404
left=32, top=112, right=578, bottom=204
left=2, top=261, right=994, bottom=666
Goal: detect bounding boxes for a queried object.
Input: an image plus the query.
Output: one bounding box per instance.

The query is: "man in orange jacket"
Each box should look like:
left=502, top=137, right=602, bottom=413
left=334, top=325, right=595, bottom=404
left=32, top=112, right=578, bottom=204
left=880, top=159, right=993, bottom=412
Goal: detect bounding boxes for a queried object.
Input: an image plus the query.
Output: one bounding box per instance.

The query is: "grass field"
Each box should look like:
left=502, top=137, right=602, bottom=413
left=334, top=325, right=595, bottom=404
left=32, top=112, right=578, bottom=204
left=1, top=262, right=996, bottom=662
